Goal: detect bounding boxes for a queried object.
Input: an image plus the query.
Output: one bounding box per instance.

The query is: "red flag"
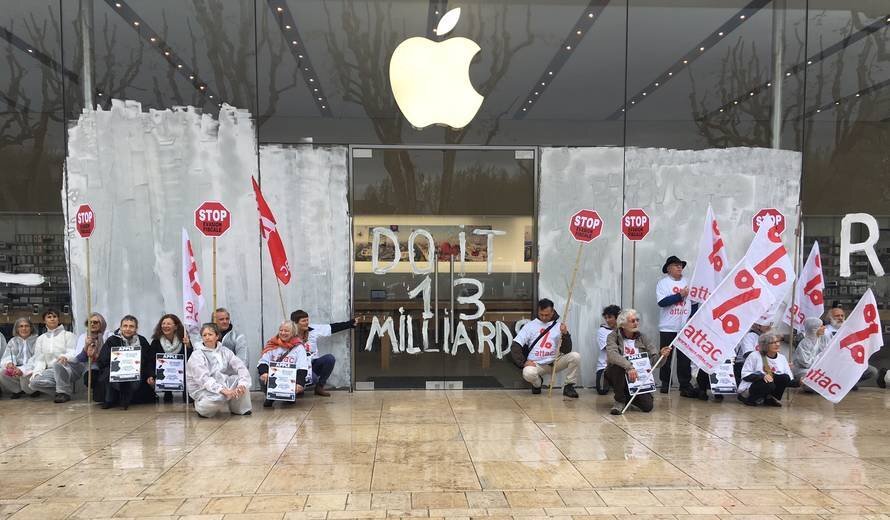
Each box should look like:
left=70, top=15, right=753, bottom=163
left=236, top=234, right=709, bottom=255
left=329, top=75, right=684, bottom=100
left=251, top=177, right=292, bottom=285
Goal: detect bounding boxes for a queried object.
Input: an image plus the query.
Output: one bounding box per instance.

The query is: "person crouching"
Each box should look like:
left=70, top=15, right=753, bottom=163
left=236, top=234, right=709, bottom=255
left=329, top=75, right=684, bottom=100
left=737, top=333, right=793, bottom=407
left=259, top=321, right=310, bottom=408
left=604, top=308, right=672, bottom=415
left=186, top=323, right=252, bottom=418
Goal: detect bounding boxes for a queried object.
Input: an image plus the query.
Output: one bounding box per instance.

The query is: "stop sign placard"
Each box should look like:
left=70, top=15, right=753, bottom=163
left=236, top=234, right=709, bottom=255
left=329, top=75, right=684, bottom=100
left=569, top=209, right=603, bottom=243
left=195, top=201, right=231, bottom=237
left=75, top=204, right=95, bottom=238
left=752, top=208, right=785, bottom=235
left=622, top=208, right=650, bottom=241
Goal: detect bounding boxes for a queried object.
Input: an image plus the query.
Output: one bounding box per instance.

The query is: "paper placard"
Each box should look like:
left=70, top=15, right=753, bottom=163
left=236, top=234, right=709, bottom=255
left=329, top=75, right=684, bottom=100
left=156, top=354, right=184, bottom=391
left=626, top=355, right=656, bottom=394
left=110, top=346, right=141, bottom=383
left=709, top=361, right=738, bottom=394
left=267, top=361, right=298, bottom=401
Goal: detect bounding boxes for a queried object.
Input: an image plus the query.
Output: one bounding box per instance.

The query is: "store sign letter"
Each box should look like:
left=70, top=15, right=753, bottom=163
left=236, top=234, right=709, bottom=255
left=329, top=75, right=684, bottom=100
left=840, top=213, right=885, bottom=278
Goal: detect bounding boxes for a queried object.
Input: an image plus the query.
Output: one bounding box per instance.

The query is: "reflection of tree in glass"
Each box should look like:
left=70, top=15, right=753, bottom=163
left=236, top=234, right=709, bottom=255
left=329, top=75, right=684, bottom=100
left=323, top=2, right=533, bottom=213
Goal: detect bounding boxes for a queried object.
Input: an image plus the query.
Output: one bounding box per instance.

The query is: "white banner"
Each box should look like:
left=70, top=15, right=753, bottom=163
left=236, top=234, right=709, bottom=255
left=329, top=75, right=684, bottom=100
left=672, top=258, right=777, bottom=374
left=803, top=289, right=883, bottom=403
left=182, top=228, right=205, bottom=333
left=784, top=241, right=825, bottom=332
left=689, top=204, right=729, bottom=304
left=744, top=220, right=796, bottom=325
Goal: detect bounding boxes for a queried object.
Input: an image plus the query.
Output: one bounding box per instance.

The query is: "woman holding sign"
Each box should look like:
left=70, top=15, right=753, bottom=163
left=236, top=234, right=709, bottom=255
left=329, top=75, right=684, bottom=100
left=258, top=320, right=310, bottom=408
left=97, top=316, right=160, bottom=410
left=186, top=323, right=252, bottom=418
left=150, top=314, right=193, bottom=403
left=604, top=309, right=672, bottom=415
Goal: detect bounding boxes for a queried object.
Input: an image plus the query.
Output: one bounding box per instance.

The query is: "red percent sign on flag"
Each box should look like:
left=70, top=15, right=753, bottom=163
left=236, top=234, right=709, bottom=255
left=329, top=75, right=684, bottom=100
left=194, top=201, right=231, bottom=237
left=621, top=208, right=650, bottom=241
left=76, top=204, right=95, bottom=238
left=569, top=209, right=603, bottom=243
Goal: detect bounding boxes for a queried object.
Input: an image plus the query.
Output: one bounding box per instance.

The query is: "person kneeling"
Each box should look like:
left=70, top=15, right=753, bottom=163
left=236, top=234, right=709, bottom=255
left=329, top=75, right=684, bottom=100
left=738, top=333, right=792, bottom=407
left=604, top=309, right=671, bottom=415
left=187, top=323, right=252, bottom=418
left=258, top=321, right=310, bottom=408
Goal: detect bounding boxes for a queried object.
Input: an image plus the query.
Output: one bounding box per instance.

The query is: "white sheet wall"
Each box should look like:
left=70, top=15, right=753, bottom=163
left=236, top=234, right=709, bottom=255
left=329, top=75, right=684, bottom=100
left=64, top=102, right=802, bottom=389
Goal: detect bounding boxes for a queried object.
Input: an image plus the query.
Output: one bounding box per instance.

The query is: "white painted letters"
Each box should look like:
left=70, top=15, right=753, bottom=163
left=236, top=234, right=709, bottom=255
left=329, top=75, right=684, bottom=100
left=840, top=213, right=885, bottom=277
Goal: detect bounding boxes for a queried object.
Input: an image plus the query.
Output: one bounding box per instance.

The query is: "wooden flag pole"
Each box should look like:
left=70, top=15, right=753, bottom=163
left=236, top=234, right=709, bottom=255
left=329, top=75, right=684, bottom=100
left=86, top=237, right=92, bottom=404
left=276, top=278, right=286, bottom=320
left=211, top=237, right=218, bottom=316
left=787, top=204, right=803, bottom=403
left=549, top=242, right=584, bottom=397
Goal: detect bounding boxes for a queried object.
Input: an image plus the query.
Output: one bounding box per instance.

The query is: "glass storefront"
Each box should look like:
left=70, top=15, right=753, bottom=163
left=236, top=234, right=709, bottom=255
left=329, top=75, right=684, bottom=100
left=2, top=0, right=888, bottom=386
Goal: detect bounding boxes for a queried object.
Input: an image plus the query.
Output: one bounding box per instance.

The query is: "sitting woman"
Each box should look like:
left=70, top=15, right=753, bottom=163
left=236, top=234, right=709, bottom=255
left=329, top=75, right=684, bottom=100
left=187, top=322, right=251, bottom=418
left=604, top=308, right=672, bottom=415
left=149, top=314, right=193, bottom=403
left=738, top=333, right=793, bottom=406
left=0, top=318, right=38, bottom=398
left=97, top=315, right=160, bottom=410
left=258, top=320, right=310, bottom=408
left=73, top=313, right=110, bottom=402
left=792, top=317, right=828, bottom=388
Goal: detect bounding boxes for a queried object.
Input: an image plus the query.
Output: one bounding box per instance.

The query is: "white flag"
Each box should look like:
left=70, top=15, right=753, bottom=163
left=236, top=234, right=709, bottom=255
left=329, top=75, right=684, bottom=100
left=784, top=241, right=825, bottom=331
left=744, top=219, right=796, bottom=325
left=804, top=289, right=883, bottom=403
left=182, top=228, right=205, bottom=331
left=671, top=257, right=777, bottom=374
left=689, top=204, right=729, bottom=304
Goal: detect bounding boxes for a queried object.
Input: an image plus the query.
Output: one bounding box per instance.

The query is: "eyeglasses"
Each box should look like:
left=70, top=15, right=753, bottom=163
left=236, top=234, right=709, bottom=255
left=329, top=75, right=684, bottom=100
left=88, top=320, right=100, bottom=324
left=628, top=318, right=640, bottom=323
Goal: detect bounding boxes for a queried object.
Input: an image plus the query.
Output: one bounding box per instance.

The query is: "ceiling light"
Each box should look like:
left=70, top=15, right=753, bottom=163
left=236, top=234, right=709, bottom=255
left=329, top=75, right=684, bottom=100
left=682, top=60, right=688, bottom=64
left=150, top=37, right=156, bottom=42
left=565, top=45, right=572, bottom=50
left=548, top=71, right=553, bottom=75
left=292, top=41, right=298, bottom=45
left=115, top=2, right=121, bottom=6
left=588, top=12, right=593, bottom=18
left=285, top=25, right=291, bottom=29
left=718, top=31, right=724, bottom=36
left=786, top=72, right=791, bottom=76
left=576, top=30, right=582, bottom=35
left=699, top=46, right=705, bottom=51
left=654, top=82, right=659, bottom=86
left=276, top=7, right=283, bottom=12
left=740, top=15, right=746, bottom=19
left=133, top=21, right=139, bottom=26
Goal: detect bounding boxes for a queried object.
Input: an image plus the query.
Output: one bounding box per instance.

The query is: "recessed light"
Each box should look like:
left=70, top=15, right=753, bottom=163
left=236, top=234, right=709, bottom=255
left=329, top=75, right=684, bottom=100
left=740, top=15, right=746, bottom=19
left=654, top=82, right=659, bottom=86
left=133, top=21, right=139, bottom=26
left=115, top=2, right=121, bottom=7
left=548, top=71, right=553, bottom=75
left=276, top=7, right=283, bottom=12
left=576, top=30, right=582, bottom=35
left=699, top=47, right=705, bottom=51
left=177, top=64, right=183, bottom=68
left=285, top=25, right=291, bottom=29
left=150, top=37, right=156, bottom=42
left=588, top=12, right=593, bottom=18
left=27, top=49, right=33, bottom=53
left=668, top=72, right=673, bottom=76
left=718, top=31, right=724, bottom=36
left=565, top=45, right=572, bottom=50
left=292, top=41, right=298, bottom=45
left=642, top=92, right=646, bottom=96
left=786, top=72, right=791, bottom=76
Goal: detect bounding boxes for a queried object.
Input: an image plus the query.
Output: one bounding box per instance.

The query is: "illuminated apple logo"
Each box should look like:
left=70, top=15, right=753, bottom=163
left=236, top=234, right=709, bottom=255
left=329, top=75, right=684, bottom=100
left=389, top=8, right=483, bottom=129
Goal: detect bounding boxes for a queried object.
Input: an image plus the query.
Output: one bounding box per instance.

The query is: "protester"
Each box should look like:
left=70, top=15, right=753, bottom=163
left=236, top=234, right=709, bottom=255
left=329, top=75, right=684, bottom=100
left=656, top=255, right=694, bottom=396
left=150, top=314, right=193, bottom=403
left=595, top=305, right=620, bottom=395
left=258, top=320, right=310, bottom=408
left=604, top=308, right=672, bottom=415
left=97, top=315, right=160, bottom=410
left=510, top=298, right=580, bottom=398
left=733, top=323, right=769, bottom=382
left=289, top=309, right=357, bottom=396
left=0, top=318, right=38, bottom=398
left=214, top=308, right=249, bottom=365
left=28, top=309, right=77, bottom=401
left=186, top=322, right=252, bottom=418
left=738, top=333, right=793, bottom=406
left=792, top=317, right=829, bottom=386
left=67, top=313, right=111, bottom=403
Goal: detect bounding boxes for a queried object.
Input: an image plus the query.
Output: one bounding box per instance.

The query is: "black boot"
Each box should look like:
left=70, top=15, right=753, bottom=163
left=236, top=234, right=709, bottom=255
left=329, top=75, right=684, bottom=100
left=163, top=391, right=174, bottom=403
left=263, top=399, right=274, bottom=408
left=562, top=384, right=579, bottom=398
left=878, top=368, right=888, bottom=389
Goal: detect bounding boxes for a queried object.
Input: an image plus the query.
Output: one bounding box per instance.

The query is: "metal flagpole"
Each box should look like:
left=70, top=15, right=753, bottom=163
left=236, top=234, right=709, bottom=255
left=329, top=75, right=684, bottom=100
left=621, top=354, right=667, bottom=414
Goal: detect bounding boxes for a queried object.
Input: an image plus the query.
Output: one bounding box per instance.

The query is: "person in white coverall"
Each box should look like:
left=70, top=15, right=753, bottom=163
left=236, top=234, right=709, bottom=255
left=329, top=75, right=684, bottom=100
left=187, top=322, right=252, bottom=418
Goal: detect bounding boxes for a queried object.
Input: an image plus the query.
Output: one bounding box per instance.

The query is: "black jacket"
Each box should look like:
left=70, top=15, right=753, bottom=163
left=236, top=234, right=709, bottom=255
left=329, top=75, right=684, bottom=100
left=98, top=333, right=160, bottom=384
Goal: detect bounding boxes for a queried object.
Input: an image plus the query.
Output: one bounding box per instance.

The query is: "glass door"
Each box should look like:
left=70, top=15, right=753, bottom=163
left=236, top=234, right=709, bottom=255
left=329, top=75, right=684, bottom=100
left=352, top=147, right=536, bottom=389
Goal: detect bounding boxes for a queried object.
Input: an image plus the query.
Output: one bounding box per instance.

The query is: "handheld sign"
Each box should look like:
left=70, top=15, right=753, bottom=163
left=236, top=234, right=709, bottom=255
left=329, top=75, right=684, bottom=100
left=76, top=204, right=95, bottom=238
left=155, top=354, right=185, bottom=391
left=569, top=209, right=603, bottom=243
left=752, top=208, right=785, bottom=235
left=621, top=208, right=650, bottom=241
left=109, top=346, right=141, bottom=383
left=194, top=201, right=231, bottom=237
left=267, top=362, right=298, bottom=401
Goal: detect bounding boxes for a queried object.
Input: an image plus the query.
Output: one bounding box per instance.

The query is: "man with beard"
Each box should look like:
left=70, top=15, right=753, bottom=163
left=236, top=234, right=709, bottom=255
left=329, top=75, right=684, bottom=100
left=604, top=308, right=672, bottom=415
left=824, top=304, right=880, bottom=390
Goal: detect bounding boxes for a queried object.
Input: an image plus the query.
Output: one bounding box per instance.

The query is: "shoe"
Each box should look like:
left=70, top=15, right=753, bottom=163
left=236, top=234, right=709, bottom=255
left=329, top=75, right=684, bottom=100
left=659, top=386, right=669, bottom=394
left=240, top=410, right=252, bottom=416
left=852, top=385, right=859, bottom=391
left=610, top=402, right=623, bottom=415
left=163, top=392, right=174, bottom=403
left=263, top=399, right=274, bottom=408
left=764, top=396, right=782, bottom=407
left=697, top=390, right=709, bottom=401
left=100, top=402, right=113, bottom=409
left=562, top=384, right=579, bottom=399
left=314, top=384, right=331, bottom=397
left=679, top=387, right=698, bottom=398
left=53, top=393, right=70, bottom=404
left=10, top=391, right=24, bottom=400
left=531, top=386, right=542, bottom=394
left=878, top=368, right=888, bottom=389
left=714, top=394, right=724, bottom=402
left=29, top=392, right=41, bottom=398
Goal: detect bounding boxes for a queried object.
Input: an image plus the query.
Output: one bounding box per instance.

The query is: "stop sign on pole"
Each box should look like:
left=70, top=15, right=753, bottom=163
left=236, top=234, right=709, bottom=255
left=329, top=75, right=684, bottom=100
left=622, top=208, right=650, bottom=241
left=752, top=208, right=785, bottom=234
left=569, top=209, right=603, bottom=243
left=75, top=204, right=95, bottom=238
left=195, top=201, right=231, bottom=237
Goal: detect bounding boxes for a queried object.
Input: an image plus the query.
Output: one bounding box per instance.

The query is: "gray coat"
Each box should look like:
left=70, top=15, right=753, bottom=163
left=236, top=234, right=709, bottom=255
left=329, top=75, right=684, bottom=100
left=605, top=329, right=659, bottom=371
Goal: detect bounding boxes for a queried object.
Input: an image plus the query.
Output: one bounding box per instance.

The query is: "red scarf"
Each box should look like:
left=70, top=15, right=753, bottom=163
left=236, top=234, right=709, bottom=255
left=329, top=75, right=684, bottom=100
left=261, top=335, right=303, bottom=355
